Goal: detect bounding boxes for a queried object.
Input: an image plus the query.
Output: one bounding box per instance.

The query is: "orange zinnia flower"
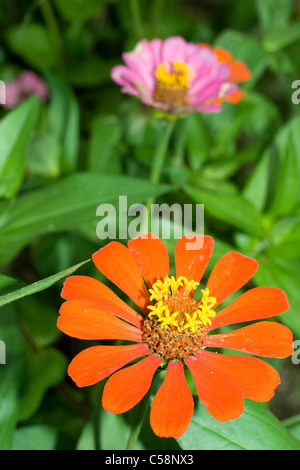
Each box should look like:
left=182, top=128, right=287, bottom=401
left=200, top=44, right=251, bottom=106
left=57, top=234, right=293, bottom=438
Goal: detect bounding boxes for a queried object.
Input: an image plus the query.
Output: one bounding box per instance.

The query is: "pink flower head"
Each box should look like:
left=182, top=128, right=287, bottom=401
left=111, top=36, right=247, bottom=115
left=3, top=71, right=48, bottom=109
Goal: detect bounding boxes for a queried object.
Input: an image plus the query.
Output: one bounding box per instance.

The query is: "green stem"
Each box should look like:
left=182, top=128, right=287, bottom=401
left=173, top=118, right=187, bottom=167
left=40, top=0, right=64, bottom=65
left=142, top=119, right=175, bottom=233
left=129, top=0, right=144, bottom=39
left=126, top=389, right=151, bottom=450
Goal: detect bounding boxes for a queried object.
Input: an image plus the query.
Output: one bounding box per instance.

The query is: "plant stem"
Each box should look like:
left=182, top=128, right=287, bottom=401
left=126, top=390, right=151, bottom=450
left=129, top=0, right=144, bottom=40
left=40, top=0, right=64, bottom=65
left=142, top=119, right=175, bottom=234
left=173, top=118, right=187, bottom=167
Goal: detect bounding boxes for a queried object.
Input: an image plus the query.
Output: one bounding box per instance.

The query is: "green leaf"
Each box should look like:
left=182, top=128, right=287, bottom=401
left=254, top=256, right=300, bottom=337
left=19, top=348, right=67, bottom=421
left=244, top=113, right=300, bottom=217
left=0, top=260, right=89, bottom=308
left=16, top=296, right=62, bottom=349
left=13, top=425, right=58, bottom=450
left=284, top=415, right=300, bottom=442
left=88, top=114, right=122, bottom=173
left=46, top=73, right=80, bottom=174
left=53, top=0, right=113, bottom=23
left=255, top=0, right=293, bottom=31
left=268, top=131, right=300, bottom=218
left=185, top=113, right=210, bottom=171
left=243, top=147, right=273, bottom=212
left=0, top=305, right=26, bottom=450
left=267, top=216, right=300, bottom=259
left=0, top=173, right=172, bottom=266
left=6, top=23, right=57, bottom=69
left=27, top=131, right=61, bottom=179
left=184, top=185, right=266, bottom=237
left=263, top=20, right=300, bottom=52
left=0, top=97, right=40, bottom=198
left=0, top=275, right=24, bottom=297
left=177, top=400, right=300, bottom=450
left=76, top=407, right=140, bottom=450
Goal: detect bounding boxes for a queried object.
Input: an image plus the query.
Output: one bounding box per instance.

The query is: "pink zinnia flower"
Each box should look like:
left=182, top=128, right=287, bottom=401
left=111, top=36, right=249, bottom=115
left=3, top=71, right=48, bottom=109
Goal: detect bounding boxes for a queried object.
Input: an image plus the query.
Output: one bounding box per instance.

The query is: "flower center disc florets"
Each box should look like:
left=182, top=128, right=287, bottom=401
left=142, top=276, right=217, bottom=361
left=153, top=61, right=193, bottom=106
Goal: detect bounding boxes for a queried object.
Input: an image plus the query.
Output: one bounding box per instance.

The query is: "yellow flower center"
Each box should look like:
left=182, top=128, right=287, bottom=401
left=153, top=62, right=193, bottom=107
left=147, top=276, right=217, bottom=333
left=142, top=276, right=217, bottom=361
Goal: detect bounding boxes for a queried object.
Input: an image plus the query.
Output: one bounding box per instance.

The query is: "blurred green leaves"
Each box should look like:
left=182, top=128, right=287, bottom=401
left=6, top=23, right=58, bottom=70
left=0, top=96, right=39, bottom=198
left=177, top=401, right=300, bottom=450
left=53, top=0, right=116, bottom=24
left=0, top=173, right=172, bottom=266
left=0, top=0, right=300, bottom=452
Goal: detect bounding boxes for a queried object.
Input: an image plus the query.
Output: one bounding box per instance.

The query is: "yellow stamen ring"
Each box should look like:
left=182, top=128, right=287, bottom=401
left=147, top=277, right=217, bottom=334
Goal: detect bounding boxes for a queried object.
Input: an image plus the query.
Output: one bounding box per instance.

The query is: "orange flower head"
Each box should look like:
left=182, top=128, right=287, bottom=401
left=57, top=234, right=293, bottom=439
left=199, top=44, right=251, bottom=106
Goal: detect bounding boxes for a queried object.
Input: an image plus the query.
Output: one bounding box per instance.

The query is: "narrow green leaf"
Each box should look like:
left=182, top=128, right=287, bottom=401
left=0, top=260, right=89, bottom=308
left=46, top=73, right=80, bottom=174
left=268, top=134, right=300, bottom=217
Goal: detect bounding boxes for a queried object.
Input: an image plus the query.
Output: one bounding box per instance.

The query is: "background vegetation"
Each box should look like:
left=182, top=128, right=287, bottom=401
left=0, top=0, right=300, bottom=450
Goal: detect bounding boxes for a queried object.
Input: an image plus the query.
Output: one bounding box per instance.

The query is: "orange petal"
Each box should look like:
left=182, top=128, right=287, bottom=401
left=206, top=251, right=259, bottom=306
left=175, top=235, right=214, bottom=291
left=210, top=287, right=290, bottom=330
left=61, top=275, right=142, bottom=328
left=206, top=321, right=294, bottom=358
left=228, top=60, right=251, bottom=83
left=92, top=242, right=150, bottom=312
left=68, top=343, right=150, bottom=387
left=198, top=350, right=280, bottom=402
left=58, top=300, right=143, bottom=342
left=185, top=354, right=244, bottom=422
left=214, top=46, right=233, bottom=64
left=102, top=354, right=162, bottom=413
left=128, top=233, right=169, bottom=288
left=224, top=89, right=245, bottom=104
left=150, top=361, right=194, bottom=438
